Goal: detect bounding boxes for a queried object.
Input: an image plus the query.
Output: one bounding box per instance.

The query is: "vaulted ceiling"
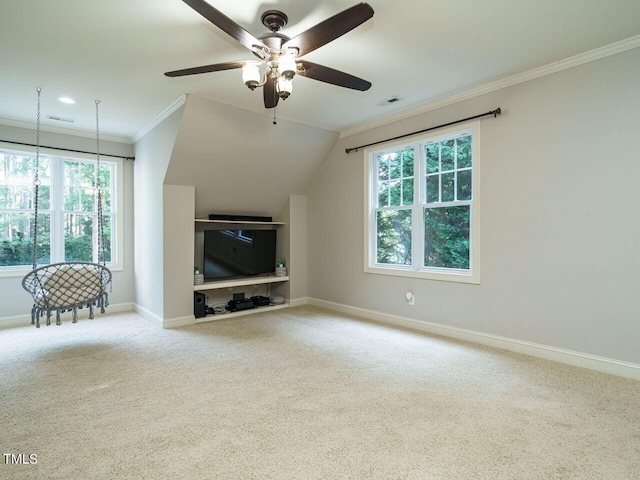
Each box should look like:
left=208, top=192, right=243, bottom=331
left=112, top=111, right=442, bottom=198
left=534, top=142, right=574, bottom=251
left=1, top=0, right=639, bottom=141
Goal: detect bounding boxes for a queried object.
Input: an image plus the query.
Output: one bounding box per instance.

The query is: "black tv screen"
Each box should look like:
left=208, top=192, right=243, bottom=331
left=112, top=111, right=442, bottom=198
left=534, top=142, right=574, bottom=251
left=203, top=229, right=276, bottom=280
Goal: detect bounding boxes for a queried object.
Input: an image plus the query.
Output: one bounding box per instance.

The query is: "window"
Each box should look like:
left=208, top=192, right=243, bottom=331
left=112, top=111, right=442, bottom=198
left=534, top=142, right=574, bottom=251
left=365, top=122, right=480, bottom=283
left=0, top=148, right=120, bottom=272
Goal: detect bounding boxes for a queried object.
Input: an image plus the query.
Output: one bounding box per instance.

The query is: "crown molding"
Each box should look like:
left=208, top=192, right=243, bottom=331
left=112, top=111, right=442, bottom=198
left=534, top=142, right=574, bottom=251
left=340, top=34, right=640, bottom=139
left=131, top=94, right=187, bottom=143
left=0, top=117, right=132, bottom=144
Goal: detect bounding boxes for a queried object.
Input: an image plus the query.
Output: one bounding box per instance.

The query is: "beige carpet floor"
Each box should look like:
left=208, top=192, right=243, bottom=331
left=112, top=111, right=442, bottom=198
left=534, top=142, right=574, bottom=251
left=1, top=306, right=639, bottom=479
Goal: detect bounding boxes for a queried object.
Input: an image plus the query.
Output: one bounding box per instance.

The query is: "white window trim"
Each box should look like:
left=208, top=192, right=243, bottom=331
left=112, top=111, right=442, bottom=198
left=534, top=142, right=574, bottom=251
left=0, top=146, right=124, bottom=278
left=363, top=121, right=481, bottom=284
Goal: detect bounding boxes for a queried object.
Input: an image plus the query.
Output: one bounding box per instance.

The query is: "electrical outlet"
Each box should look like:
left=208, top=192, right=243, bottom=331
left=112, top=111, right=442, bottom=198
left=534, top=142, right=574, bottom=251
left=406, top=292, right=415, bottom=305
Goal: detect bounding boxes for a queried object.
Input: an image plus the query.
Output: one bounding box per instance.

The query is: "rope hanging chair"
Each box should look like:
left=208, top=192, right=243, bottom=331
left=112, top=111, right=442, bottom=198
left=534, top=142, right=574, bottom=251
left=21, top=88, right=112, bottom=327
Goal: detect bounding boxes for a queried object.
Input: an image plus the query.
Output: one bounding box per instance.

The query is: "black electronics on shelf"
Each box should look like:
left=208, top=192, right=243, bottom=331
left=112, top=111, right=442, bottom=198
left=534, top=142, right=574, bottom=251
left=194, top=292, right=206, bottom=318
left=251, top=295, right=270, bottom=307
left=227, top=299, right=255, bottom=312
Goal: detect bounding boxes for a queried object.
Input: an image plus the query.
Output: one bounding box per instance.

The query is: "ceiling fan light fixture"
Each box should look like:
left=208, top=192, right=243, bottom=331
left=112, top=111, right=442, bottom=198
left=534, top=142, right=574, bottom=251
left=277, top=53, right=297, bottom=80
left=276, top=77, right=293, bottom=99
left=242, top=64, right=261, bottom=90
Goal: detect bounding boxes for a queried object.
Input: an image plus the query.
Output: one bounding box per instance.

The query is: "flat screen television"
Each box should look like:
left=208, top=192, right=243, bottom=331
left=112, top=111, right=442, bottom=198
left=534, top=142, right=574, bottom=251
left=203, top=229, right=276, bottom=280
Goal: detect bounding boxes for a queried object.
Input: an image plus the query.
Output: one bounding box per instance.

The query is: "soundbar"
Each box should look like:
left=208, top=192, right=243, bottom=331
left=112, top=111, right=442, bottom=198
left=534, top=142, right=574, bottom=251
left=208, top=214, right=272, bottom=222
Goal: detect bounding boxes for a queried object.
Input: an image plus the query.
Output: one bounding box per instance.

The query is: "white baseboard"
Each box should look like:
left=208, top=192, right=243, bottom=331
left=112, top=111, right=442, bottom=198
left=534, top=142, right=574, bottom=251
left=133, top=304, right=196, bottom=329
left=163, top=315, right=196, bottom=329
left=307, top=298, right=640, bottom=381
left=0, top=302, right=134, bottom=330
left=289, top=297, right=309, bottom=308
left=134, top=303, right=164, bottom=327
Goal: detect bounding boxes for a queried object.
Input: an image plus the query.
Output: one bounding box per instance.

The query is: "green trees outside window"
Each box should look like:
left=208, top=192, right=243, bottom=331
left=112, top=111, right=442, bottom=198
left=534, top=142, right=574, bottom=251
left=424, top=205, right=470, bottom=269
left=0, top=150, right=114, bottom=267
left=376, top=148, right=414, bottom=265
left=423, top=135, right=472, bottom=269
left=368, top=125, right=478, bottom=281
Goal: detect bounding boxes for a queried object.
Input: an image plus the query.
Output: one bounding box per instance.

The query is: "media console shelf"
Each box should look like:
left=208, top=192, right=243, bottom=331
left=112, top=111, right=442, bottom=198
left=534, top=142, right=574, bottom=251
left=195, top=303, right=290, bottom=323
left=194, top=274, right=289, bottom=291
left=194, top=218, right=288, bottom=323
left=194, top=275, right=290, bottom=323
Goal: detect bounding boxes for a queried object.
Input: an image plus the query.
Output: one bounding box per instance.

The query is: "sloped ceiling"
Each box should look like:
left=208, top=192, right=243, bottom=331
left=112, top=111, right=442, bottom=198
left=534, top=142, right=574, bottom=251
left=165, top=95, right=339, bottom=217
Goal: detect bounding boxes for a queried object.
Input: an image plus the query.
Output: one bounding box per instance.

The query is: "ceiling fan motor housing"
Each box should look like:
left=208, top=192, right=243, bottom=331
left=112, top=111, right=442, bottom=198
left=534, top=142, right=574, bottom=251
left=257, top=34, right=294, bottom=77
left=261, top=10, right=288, bottom=32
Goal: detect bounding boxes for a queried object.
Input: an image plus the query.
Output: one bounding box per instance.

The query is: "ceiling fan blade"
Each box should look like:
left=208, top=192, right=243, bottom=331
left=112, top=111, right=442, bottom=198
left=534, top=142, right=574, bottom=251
left=165, top=61, right=245, bottom=77
left=264, top=76, right=279, bottom=108
left=182, top=0, right=268, bottom=54
left=297, top=61, right=371, bottom=91
left=283, top=3, right=374, bottom=57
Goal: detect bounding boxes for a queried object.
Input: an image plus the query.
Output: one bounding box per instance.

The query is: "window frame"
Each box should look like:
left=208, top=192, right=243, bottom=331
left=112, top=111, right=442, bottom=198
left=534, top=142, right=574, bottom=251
left=363, top=121, right=481, bottom=284
left=0, top=146, right=123, bottom=277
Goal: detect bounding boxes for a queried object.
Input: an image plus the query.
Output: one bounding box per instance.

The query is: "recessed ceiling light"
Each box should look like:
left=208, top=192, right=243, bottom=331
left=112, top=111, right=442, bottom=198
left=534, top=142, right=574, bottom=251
left=57, top=96, right=76, bottom=104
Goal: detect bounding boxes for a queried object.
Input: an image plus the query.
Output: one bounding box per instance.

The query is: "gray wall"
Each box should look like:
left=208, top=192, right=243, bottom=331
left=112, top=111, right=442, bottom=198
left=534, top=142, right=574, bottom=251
left=133, top=96, right=333, bottom=323
left=163, top=184, right=195, bottom=322
left=307, top=47, right=640, bottom=365
left=288, top=195, right=308, bottom=302
left=0, top=124, right=135, bottom=319
left=160, top=96, right=337, bottom=321
left=133, top=106, right=184, bottom=320
left=166, top=95, right=338, bottom=219
left=273, top=194, right=308, bottom=304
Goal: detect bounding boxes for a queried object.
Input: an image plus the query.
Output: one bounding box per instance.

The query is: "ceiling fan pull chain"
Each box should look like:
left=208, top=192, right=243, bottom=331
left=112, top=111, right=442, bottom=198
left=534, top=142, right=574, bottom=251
left=273, top=89, right=277, bottom=125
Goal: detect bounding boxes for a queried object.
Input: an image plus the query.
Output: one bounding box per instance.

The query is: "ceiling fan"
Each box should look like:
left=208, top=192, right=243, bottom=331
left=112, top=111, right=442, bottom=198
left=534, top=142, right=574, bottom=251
left=165, top=0, right=374, bottom=108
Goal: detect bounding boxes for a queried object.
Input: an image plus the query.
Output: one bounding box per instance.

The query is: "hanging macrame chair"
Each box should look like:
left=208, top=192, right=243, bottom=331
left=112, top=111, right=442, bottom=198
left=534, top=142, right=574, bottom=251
left=21, top=88, right=112, bottom=327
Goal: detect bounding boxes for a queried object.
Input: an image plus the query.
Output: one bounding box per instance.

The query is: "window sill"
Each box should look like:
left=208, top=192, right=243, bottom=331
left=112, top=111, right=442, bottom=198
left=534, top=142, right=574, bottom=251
left=0, top=264, right=123, bottom=279
left=365, top=265, right=480, bottom=284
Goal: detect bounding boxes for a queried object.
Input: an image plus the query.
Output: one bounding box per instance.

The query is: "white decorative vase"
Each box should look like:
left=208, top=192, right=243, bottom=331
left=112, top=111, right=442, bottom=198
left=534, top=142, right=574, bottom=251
left=270, top=295, right=285, bottom=305
left=194, top=272, right=204, bottom=285
left=275, top=266, right=287, bottom=277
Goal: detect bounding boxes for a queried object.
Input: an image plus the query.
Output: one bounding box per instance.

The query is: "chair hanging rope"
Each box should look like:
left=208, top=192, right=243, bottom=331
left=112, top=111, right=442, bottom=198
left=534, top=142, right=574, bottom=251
left=31, top=88, right=42, bottom=270
left=95, top=100, right=107, bottom=266
left=21, top=88, right=112, bottom=327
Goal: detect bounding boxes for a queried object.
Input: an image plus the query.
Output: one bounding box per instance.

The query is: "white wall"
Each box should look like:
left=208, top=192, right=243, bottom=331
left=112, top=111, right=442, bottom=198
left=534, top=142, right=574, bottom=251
left=307, top=47, right=640, bottom=365
left=133, top=107, right=184, bottom=321
left=0, top=124, right=135, bottom=321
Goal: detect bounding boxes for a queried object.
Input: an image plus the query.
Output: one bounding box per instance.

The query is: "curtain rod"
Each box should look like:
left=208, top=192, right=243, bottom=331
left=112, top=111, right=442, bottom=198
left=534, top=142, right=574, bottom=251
left=0, top=139, right=135, bottom=161
left=345, top=108, right=502, bottom=154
